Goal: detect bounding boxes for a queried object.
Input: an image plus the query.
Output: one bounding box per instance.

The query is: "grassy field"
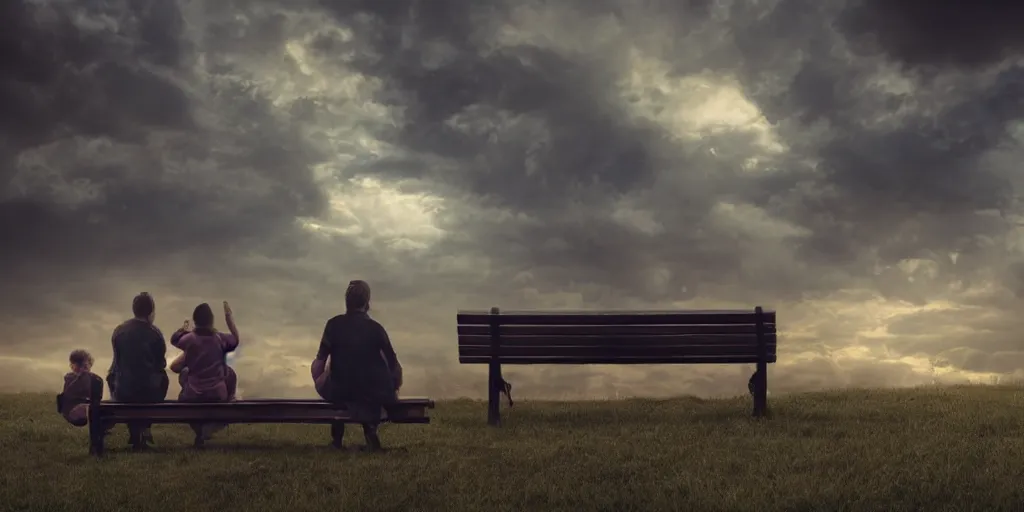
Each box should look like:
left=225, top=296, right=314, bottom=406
left=3, top=386, right=1024, bottom=511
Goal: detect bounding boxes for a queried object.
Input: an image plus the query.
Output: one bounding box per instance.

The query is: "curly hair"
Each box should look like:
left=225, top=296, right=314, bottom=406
left=69, top=349, right=94, bottom=369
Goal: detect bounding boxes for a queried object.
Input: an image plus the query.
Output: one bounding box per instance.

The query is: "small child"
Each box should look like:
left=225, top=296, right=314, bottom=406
left=57, top=349, right=103, bottom=427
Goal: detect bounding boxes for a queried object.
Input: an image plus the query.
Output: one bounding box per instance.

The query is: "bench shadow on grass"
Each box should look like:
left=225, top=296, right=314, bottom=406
left=80, top=440, right=425, bottom=458
left=443, top=397, right=771, bottom=430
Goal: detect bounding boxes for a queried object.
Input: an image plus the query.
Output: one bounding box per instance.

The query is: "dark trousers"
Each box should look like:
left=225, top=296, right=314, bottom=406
left=107, top=372, right=169, bottom=443
left=316, top=375, right=394, bottom=449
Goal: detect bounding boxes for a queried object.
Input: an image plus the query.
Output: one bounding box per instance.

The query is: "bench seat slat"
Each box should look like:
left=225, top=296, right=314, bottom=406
left=99, top=398, right=435, bottom=408
left=458, top=334, right=775, bottom=348
left=457, top=309, right=776, bottom=326
left=457, top=324, right=776, bottom=336
left=97, top=399, right=434, bottom=425
left=458, top=355, right=777, bottom=365
left=458, top=344, right=774, bottom=359
left=99, top=414, right=431, bottom=425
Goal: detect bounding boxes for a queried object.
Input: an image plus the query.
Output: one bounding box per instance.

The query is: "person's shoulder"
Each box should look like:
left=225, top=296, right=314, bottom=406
left=215, top=331, right=236, bottom=342
left=367, top=316, right=388, bottom=332
left=112, top=319, right=132, bottom=337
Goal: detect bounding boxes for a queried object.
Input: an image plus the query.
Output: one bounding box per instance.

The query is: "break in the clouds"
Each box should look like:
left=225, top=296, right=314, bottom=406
left=2, top=0, right=1024, bottom=399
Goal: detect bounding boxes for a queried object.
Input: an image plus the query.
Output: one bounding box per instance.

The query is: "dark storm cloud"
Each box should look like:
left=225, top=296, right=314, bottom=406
left=5, top=0, right=1024, bottom=398
left=0, top=0, right=328, bottom=279
left=839, top=0, right=1024, bottom=68
left=725, top=0, right=1024, bottom=293
left=312, top=0, right=1024, bottom=376
left=315, top=1, right=784, bottom=305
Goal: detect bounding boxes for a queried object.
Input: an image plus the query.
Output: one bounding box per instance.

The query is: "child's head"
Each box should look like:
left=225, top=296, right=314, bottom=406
left=69, top=349, right=94, bottom=373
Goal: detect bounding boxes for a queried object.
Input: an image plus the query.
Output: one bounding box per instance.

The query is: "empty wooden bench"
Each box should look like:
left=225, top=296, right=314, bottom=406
left=457, top=307, right=777, bottom=425
left=83, top=378, right=434, bottom=456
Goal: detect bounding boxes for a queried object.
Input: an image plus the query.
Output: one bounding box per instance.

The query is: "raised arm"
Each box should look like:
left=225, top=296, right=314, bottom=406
left=170, top=329, right=188, bottom=349
left=223, top=301, right=240, bottom=350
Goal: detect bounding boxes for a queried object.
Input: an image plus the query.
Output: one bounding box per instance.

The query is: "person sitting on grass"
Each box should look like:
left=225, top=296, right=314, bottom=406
left=57, top=349, right=104, bottom=427
left=311, top=280, right=403, bottom=452
left=170, top=301, right=240, bottom=446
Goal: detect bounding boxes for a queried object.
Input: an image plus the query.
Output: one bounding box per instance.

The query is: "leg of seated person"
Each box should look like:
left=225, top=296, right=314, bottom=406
left=186, top=384, right=231, bottom=445
left=141, top=372, right=169, bottom=446
left=225, top=367, right=238, bottom=401
left=361, top=422, right=383, bottom=452
left=349, top=401, right=385, bottom=452
left=64, top=404, right=89, bottom=427
left=313, top=372, right=345, bottom=448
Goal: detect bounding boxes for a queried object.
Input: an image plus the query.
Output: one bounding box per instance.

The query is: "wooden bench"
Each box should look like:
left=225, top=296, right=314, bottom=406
left=83, top=378, right=434, bottom=456
left=457, top=307, right=777, bottom=425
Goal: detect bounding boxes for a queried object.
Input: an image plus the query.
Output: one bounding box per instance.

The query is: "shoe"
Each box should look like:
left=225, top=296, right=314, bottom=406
left=142, top=429, right=154, bottom=446
left=201, top=423, right=227, bottom=440
left=363, top=429, right=384, bottom=452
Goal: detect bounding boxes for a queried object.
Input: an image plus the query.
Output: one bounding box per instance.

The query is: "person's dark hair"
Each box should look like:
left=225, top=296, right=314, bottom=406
left=345, top=280, right=371, bottom=311
left=132, top=292, right=155, bottom=319
left=193, top=303, right=215, bottom=328
left=69, top=349, right=94, bottom=368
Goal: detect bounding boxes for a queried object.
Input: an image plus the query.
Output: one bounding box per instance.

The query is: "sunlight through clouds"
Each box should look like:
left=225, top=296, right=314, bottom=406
left=5, top=0, right=1024, bottom=400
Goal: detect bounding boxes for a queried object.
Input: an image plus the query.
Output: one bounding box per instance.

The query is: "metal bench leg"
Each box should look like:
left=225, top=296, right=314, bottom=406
left=87, top=376, right=104, bottom=457
left=487, top=363, right=502, bottom=426
left=752, top=306, right=770, bottom=418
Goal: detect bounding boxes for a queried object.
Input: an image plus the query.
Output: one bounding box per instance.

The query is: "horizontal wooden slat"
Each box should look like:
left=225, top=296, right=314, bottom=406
left=98, top=399, right=434, bottom=424
left=101, top=414, right=431, bottom=425
left=458, top=355, right=778, bottom=365
left=457, top=309, right=776, bottom=326
left=100, top=398, right=435, bottom=408
left=458, top=334, right=776, bottom=347
left=457, top=323, right=776, bottom=336
left=458, top=344, right=773, bottom=358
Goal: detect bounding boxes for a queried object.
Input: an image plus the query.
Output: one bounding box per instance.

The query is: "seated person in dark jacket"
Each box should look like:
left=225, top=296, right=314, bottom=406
left=311, top=280, right=403, bottom=452
left=107, top=292, right=169, bottom=448
left=57, top=349, right=104, bottom=427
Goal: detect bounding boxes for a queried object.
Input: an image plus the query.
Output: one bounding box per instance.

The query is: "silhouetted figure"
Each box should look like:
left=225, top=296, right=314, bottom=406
left=312, top=280, right=403, bottom=452
left=107, top=292, right=169, bottom=449
left=170, top=301, right=240, bottom=447
left=57, top=349, right=103, bottom=427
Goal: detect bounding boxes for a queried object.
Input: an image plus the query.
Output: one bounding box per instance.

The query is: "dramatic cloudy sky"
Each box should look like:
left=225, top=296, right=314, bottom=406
left=3, top=0, right=1024, bottom=400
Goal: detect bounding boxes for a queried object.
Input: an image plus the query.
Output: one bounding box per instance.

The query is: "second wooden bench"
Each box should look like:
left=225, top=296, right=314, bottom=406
left=456, top=307, right=777, bottom=425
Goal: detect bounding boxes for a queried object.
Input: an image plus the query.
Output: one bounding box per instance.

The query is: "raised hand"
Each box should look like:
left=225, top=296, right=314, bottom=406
left=223, top=301, right=233, bottom=319
left=182, top=319, right=192, bottom=332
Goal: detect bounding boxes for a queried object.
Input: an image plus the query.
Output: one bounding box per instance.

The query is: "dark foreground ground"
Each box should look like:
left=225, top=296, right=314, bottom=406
left=2, top=386, right=1024, bottom=511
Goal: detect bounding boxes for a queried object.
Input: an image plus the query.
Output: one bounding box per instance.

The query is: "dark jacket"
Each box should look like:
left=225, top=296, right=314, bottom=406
left=315, top=311, right=400, bottom=406
left=109, top=318, right=169, bottom=402
left=58, top=371, right=102, bottom=426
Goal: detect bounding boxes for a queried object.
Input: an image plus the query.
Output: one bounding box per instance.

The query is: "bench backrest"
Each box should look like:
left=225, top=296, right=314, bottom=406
left=96, top=398, right=435, bottom=425
left=457, top=309, right=776, bottom=365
